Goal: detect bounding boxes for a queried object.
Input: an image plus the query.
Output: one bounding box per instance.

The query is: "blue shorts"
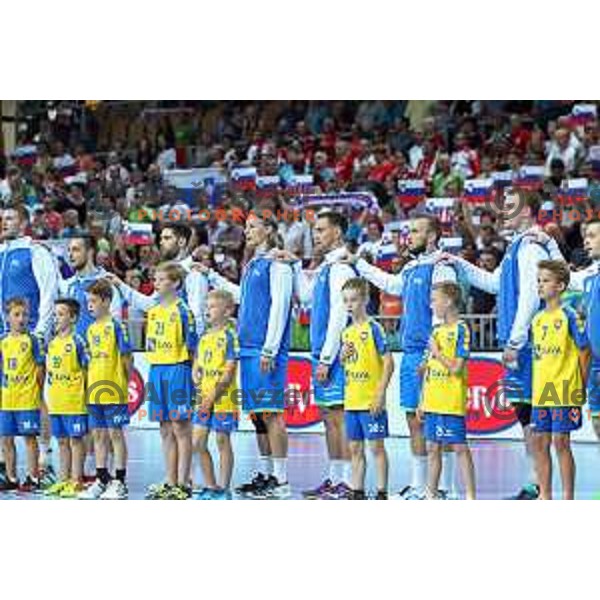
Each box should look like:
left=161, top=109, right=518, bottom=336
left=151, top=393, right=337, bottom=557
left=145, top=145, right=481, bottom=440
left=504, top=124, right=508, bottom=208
left=50, top=414, right=89, bottom=438
left=147, top=362, right=194, bottom=422
left=531, top=407, right=582, bottom=433
left=193, top=410, right=239, bottom=433
left=587, top=358, right=600, bottom=416
left=424, top=413, right=467, bottom=444
left=400, top=350, right=426, bottom=411
left=345, top=410, right=388, bottom=441
left=0, top=409, right=41, bottom=436
left=88, top=404, right=130, bottom=430
left=503, top=343, right=533, bottom=404
left=312, top=357, right=345, bottom=407
left=240, top=353, right=288, bottom=413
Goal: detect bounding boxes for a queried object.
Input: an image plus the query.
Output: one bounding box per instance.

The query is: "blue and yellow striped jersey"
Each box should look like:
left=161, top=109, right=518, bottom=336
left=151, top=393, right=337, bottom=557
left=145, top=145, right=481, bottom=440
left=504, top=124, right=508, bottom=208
left=422, top=320, right=470, bottom=416
left=145, top=298, right=197, bottom=365
left=0, top=332, right=45, bottom=411
left=46, top=332, right=89, bottom=415
left=341, top=319, right=388, bottom=411
left=196, top=327, right=239, bottom=413
left=532, top=305, right=587, bottom=408
left=87, top=316, right=132, bottom=405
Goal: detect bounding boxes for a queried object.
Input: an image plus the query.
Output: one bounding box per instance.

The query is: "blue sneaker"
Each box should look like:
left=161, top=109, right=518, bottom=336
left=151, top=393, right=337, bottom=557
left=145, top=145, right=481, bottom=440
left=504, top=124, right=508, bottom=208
left=211, top=489, right=233, bottom=500
left=193, top=487, right=219, bottom=500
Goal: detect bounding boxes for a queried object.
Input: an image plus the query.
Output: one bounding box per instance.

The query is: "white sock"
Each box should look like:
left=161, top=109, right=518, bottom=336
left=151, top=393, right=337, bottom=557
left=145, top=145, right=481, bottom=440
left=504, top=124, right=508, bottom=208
left=441, top=452, right=456, bottom=493
left=411, top=455, right=428, bottom=492
left=272, top=458, right=288, bottom=483
left=329, top=459, right=344, bottom=484
left=342, top=460, right=352, bottom=486
left=258, top=456, right=273, bottom=476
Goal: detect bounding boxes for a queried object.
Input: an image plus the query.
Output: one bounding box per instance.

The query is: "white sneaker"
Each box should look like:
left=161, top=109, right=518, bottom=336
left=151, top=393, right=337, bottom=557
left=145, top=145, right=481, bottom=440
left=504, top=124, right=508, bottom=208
left=392, top=485, right=425, bottom=500
left=78, top=479, right=107, bottom=500
left=100, top=480, right=128, bottom=500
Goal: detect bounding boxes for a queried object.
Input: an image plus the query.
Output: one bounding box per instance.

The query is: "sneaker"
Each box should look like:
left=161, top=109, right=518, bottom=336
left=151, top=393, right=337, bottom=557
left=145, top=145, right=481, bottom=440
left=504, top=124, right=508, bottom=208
left=193, top=487, right=218, bottom=500
left=44, top=480, right=70, bottom=496
left=40, top=465, right=57, bottom=488
left=100, top=480, right=128, bottom=500
left=0, top=463, right=7, bottom=485
left=324, top=482, right=352, bottom=500
left=0, top=478, right=19, bottom=492
left=508, top=484, right=540, bottom=500
left=168, top=484, right=192, bottom=500
left=145, top=483, right=172, bottom=500
left=235, top=473, right=268, bottom=497
left=392, top=485, right=425, bottom=500
left=19, top=476, right=41, bottom=493
left=302, top=478, right=334, bottom=500
left=250, top=477, right=291, bottom=499
left=59, top=481, right=85, bottom=498
left=78, top=479, right=107, bottom=500
left=349, top=489, right=367, bottom=500
left=210, top=488, right=233, bottom=500
left=375, top=491, right=388, bottom=500
left=82, top=474, right=97, bottom=485
left=438, top=489, right=460, bottom=500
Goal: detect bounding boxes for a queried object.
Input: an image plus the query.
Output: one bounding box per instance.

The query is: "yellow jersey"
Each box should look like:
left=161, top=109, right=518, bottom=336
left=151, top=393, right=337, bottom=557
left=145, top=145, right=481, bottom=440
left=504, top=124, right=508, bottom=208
left=0, top=332, right=45, bottom=411
left=532, top=305, right=587, bottom=408
left=87, top=317, right=132, bottom=405
left=145, top=298, right=197, bottom=365
left=341, top=319, right=389, bottom=411
left=46, top=332, right=89, bottom=415
left=422, top=320, right=470, bottom=416
left=196, top=327, right=239, bottom=413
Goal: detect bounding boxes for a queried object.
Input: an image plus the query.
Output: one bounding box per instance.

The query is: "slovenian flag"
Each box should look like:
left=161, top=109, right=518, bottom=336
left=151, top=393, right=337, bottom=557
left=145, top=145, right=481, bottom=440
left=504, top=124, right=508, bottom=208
left=163, top=168, right=226, bottom=206
left=514, top=165, right=545, bottom=190
left=557, top=178, right=589, bottom=204
left=492, top=170, right=514, bottom=189
left=12, top=144, right=38, bottom=168
left=463, top=178, right=493, bottom=204
left=385, top=220, right=411, bottom=245
left=397, top=179, right=426, bottom=209
left=123, top=222, right=154, bottom=246
left=571, top=104, right=597, bottom=126
left=425, top=197, right=455, bottom=226
left=256, top=175, right=280, bottom=198
left=230, top=166, right=257, bottom=191
left=285, top=174, right=314, bottom=195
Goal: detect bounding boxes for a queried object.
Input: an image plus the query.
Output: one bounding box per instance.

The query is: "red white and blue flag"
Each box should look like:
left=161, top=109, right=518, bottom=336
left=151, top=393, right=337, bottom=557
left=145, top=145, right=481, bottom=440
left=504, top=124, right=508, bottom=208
left=557, top=178, right=589, bottom=204
left=571, top=104, right=597, bottom=126
left=514, top=165, right=545, bottom=190
left=397, top=179, right=426, bottom=209
left=230, top=166, right=257, bottom=191
left=464, top=178, right=493, bottom=204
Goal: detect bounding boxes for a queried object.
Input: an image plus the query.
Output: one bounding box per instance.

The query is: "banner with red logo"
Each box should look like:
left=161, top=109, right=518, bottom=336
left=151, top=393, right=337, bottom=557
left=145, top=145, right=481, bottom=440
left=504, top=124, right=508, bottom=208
left=126, top=352, right=598, bottom=441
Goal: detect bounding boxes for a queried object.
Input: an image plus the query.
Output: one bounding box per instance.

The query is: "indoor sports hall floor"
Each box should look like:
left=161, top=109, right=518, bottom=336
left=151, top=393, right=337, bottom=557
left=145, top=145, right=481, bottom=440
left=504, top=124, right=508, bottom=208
left=3, top=430, right=600, bottom=500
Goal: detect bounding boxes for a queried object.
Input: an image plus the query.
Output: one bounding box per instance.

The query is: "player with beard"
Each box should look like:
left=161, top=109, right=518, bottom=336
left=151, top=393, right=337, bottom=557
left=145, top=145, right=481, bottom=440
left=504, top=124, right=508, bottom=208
left=109, top=224, right=208, bottom=338
left=343, top=214, right=458, bottom=499
left=0, top=204, right=59, bottom=486
left=196, top=214, right=294, bottom=498
left=59, top=235, right=124, bottom=337
left=440, top=189, right=564, bottom=500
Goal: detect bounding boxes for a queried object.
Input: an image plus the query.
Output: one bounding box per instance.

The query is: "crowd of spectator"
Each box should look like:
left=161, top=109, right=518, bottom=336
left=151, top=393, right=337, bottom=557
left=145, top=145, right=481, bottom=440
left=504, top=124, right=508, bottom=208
left=1, top=100, right=599, bottom=350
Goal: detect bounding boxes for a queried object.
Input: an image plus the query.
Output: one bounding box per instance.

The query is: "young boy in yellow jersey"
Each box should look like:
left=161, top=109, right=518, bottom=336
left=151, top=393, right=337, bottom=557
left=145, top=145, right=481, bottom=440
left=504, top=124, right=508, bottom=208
left=531, top=260, right=588, bottom=500
left=78, top=279, right=132, bottom=500
left=0, top=299, right=45, bottom=492
left=418, top=282, right=475, bottom=500
left=44, top=298, right=90, bottom=498
left=340, top=278, right=394, bottom=500
left=144, top=263, right=197, bottom=500
left=192, top=290, right=239, bottom=500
